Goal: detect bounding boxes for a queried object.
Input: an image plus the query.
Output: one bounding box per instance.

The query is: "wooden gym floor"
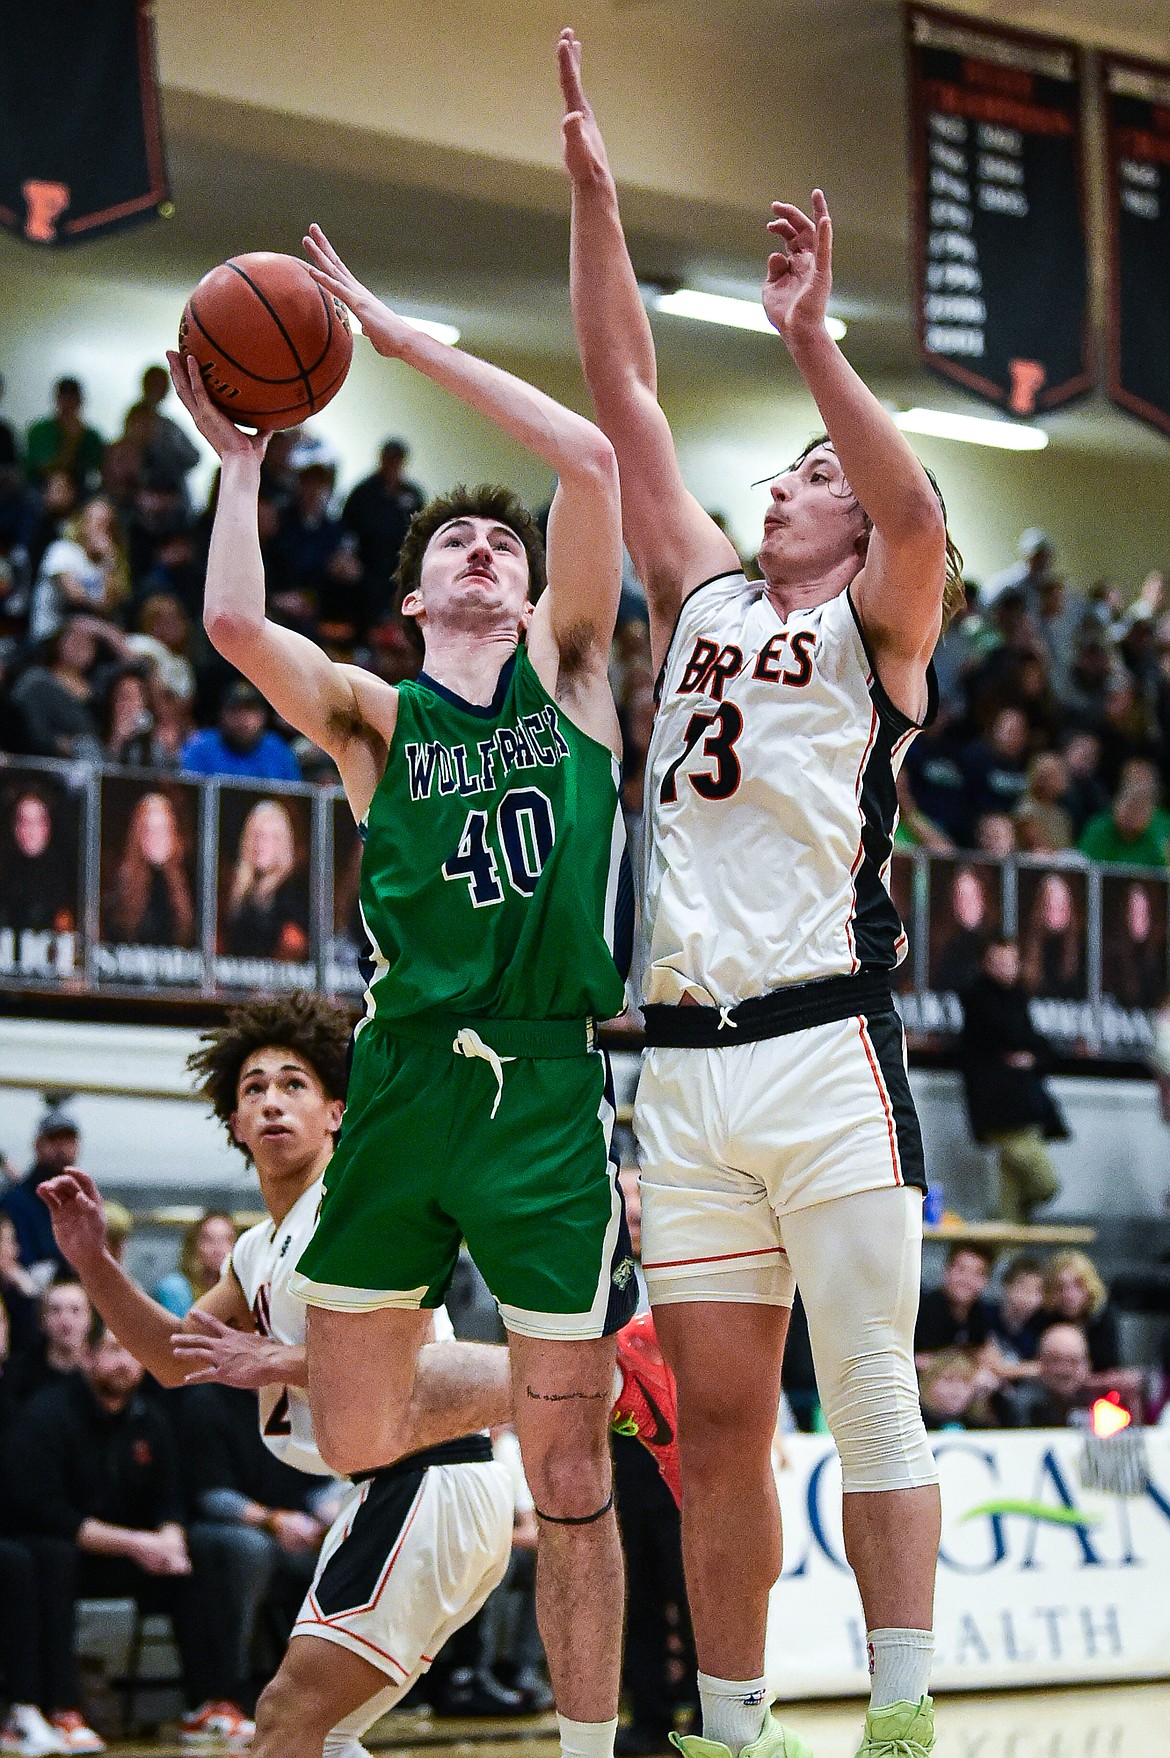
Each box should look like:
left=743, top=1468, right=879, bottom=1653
left=109, top=1682, right=1170, bottom=1756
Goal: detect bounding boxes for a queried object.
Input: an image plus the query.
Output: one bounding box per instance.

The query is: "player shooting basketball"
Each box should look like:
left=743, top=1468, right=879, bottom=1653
left=559, top=27, right=962, bottom=1758
left=162, top=228, right=659, bottom=1758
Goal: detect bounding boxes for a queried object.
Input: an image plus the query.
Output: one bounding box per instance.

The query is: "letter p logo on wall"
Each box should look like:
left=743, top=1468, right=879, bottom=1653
left=23, top=180, right=70, bottom=242
left=1009, top=358, right=1047, bottom=416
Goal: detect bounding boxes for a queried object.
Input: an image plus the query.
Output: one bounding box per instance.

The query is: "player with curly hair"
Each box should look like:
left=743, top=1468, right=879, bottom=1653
left=39, top=991, right=516, bottom=1758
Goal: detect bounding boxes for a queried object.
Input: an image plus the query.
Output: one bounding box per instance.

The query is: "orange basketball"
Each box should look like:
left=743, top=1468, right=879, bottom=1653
left=178, top=251, right=352, bottom=430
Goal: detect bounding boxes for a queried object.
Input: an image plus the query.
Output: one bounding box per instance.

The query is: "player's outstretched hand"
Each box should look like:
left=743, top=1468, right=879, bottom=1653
left=173, top=1307, right=286, bottom=1389
left=762, top=189, right=834, bottom=348
left=558, top=27, right=612, bottom=186
left=166, top=350, right=269, bottom=462
left=302, top=225, right=421, bottom=361
left=38, top=1167, right=108, bottom=1273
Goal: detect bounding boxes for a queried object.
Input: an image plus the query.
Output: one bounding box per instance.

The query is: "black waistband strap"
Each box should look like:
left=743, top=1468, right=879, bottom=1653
left=352, top=1433, right=494, bottom=1483
left=642, top=967, right=895, bottom=1049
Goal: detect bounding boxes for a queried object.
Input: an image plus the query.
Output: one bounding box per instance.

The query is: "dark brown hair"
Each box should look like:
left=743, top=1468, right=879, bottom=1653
left=187, top=991, right=354, bottom=1132
left=393, top=483, right=547, bottom=653
left=785, top=434, right=966, bottom=627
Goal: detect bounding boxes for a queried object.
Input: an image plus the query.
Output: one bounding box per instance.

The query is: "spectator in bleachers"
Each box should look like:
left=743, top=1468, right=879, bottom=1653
left=100, top=403, right=155, bottom=513
left=985, top=1253, right=1045, bottom=1378
left=1002, top=1322, right=1093, bottom=1427
left=125, top=593, right=197, bottom=707
left=2, top=1323, right=257, bottom=1747
left=983, top=527, right=1061, bottom=610
left=272, top=465, right=362, bottom=650
left=4, top=1280, right=93, bottom=1405
left=153, top=1213, right=239, bottom=1318
left=28, top=497, right=131, bottom=644
left=130, top=365, right=201, bottom=507
left=1059, top=730, right=1110, bottom=835
left=102, top=664, right=171, bottom=769
left=0, top=1103, right=80, bottom=1281
left=26, top=469, right=78, bottom=581
left=918, top=1348, right=999, bottom=1432
left=973, top=812, right=1015, bottom=857
left=1013, top=752, right=1074, bottom=854
left=957, top=937, right=1065, bottom=1221
left=1078, top=759, right=1170, bottom=867
left=961, top=705, right=1032, bottom=828
left=0, top=1217, right=39, bottom=1358
left=342, top=438, right=426, bottom=634
left=901, top=706, right=970, bottom=845
left=10, top=617, right=120, bottom=761
left=24, top=379, right=104, bottom=494
left=1060, top=625, right=1122, bottom=733
left=180, top=680, right=300, bottom=783
left=914, top=1244, right=995, bottom=1365
left=1037, top=1250, right=1122, bottom=1376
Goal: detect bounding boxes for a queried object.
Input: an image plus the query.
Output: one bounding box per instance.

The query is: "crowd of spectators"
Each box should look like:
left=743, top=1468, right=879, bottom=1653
left=3, top=370, right=1170, bottom=872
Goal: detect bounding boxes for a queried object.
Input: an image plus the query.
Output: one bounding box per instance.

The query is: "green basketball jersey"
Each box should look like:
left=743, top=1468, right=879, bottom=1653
left=357, top=647, right=629, bottom=1024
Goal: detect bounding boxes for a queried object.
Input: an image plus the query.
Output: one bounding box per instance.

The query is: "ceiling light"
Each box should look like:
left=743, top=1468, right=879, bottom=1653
left=651, top=287, right=846, bottom=341
left=894, top=407, right=1048, bottom=450
left=403, top=316, right=461, bottom=346
left=355, top=312, right=461, bottom=347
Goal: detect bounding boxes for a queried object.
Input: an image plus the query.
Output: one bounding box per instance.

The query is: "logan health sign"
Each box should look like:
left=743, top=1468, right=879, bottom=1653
left=766, top=1428, right=1170, bottom=1695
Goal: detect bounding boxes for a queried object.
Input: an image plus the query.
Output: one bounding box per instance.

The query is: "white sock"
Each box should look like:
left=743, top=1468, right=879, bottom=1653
left=557, top=1713, right=619, bottom=1758
left=866, top=1628, right=934, bottom=1711
left=697, top=1672, right=768, bottom=1754
left=323, top=1738, right=370, bottom=1758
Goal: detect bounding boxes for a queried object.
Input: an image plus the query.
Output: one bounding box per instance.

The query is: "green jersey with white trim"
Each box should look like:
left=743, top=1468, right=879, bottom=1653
left=357, top=646, right=628, bottom=1024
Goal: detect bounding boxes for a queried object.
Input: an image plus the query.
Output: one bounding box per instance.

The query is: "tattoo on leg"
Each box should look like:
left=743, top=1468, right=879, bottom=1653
left=525, top=1385, right=608, bottom=1403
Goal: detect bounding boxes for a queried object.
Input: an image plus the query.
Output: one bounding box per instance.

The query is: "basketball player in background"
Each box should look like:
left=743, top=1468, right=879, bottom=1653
left=560, top=30, right=962, bottom=1758
left=165, top=225, right=652, bottom=1758
left=40, top=993, right=515, bottom=1758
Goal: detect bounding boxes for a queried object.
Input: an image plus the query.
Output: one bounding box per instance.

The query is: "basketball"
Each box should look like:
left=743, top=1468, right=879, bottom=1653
left=177, top=251, right=352, bottom=430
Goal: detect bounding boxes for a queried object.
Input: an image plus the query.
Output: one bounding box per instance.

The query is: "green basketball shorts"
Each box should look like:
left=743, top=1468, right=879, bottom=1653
left=289, top=1015, right=638, bottom=1341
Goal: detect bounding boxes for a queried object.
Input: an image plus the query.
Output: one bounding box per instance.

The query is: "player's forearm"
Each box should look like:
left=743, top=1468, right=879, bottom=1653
left=569, top=172, right=659, bottom=404
left=72, top=1249, right=187, bottom=1387
left=784, top=326, right=942, bottom=542
left=203, top=453, right=269, bottom=652
left=390, top=326, right=613, bottom=486
left=262, top=1343, right=307, bottom=1388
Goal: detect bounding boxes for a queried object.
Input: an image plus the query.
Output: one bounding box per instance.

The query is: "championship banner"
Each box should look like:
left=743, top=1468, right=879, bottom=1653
left=767, top=1428, right=1170, bottom=1697
left=905, top=5, right=1091, bottom=415
left=0, top=0, right=169, bottom=246
left=1103, top=55, right=1170, bottom=437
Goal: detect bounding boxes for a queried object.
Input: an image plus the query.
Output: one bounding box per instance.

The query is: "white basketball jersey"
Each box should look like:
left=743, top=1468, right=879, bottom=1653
left=231, top=1176, right=454, bottom=1478
left=642, top=573, right=929, bottom=1009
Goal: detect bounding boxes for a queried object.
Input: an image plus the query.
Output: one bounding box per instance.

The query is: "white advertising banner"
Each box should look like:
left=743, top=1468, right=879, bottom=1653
left=766, top=1428, right=1170, bottom=1697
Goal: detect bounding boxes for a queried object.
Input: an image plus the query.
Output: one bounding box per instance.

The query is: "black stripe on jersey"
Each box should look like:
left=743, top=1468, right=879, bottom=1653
left=417, top=652, right=516, bottom=719
left=652, top=570, right=746, bottom=705
left=863, top=1009, right=927, bottom=1195
left=600, top=1052, right=639, bottom=1337
left=312, top=1465, right=426, bottom=1617
left=613, top=842, right=636, bottom=984
left=845, top=588, right=939, bottom=734
left=851, top=711, right=905, bottom=968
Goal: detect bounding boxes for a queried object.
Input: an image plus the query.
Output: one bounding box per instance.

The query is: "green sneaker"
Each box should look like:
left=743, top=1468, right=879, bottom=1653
left=670, top=1709, right=814, bottom=1758
left=854, top=1695, right=935, bottom=1756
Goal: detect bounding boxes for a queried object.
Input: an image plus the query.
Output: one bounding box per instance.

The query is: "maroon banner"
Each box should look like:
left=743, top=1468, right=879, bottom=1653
left=1103, top=54, right=1170, bottom=436
left=906, top=4, right=1091, bottom=414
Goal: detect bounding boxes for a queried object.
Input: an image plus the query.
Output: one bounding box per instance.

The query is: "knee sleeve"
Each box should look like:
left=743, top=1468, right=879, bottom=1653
left=781, top=1187, right=937, bottom=1493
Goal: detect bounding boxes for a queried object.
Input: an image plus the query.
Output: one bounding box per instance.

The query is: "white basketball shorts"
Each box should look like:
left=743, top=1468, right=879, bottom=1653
left=292, top=1451, right=513, bottom=1692
left=635, top=1008, right=926, bottom=1304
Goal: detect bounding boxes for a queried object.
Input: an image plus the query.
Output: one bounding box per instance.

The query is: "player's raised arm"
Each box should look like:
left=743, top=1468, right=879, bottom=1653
left=303, top=224, right=623, bottom=669
left=166, top=352, right=395, bottom=768
left=763, top=192, right=948, bottom=672
left=38, top=1169, right=253, bottom=1388
left=557, top=27, right=737, bottom=654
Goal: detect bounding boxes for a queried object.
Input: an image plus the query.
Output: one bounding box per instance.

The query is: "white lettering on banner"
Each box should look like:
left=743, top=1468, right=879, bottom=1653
left=928, top=230, right=978, bottom=262
left=927, top=262, right=983, bottom=291
left=978, top=185, right=1030, bottom=217
left=765, top=1430, right=1170, bottom=1697
left=0, top=928, right=75, bottom=979
left=926, top=325, right=986, bottom=356
left=1121, top=188, right=1160, bottom=221
left=977, top=153, right=1026, bottom=186
left=928, top=111, right=968, bottom=144
left=929, top=140, right=967, bottom=174
left=214, top=957, right=316, bottom=992
left=93, top=943, right=202, bottom=985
